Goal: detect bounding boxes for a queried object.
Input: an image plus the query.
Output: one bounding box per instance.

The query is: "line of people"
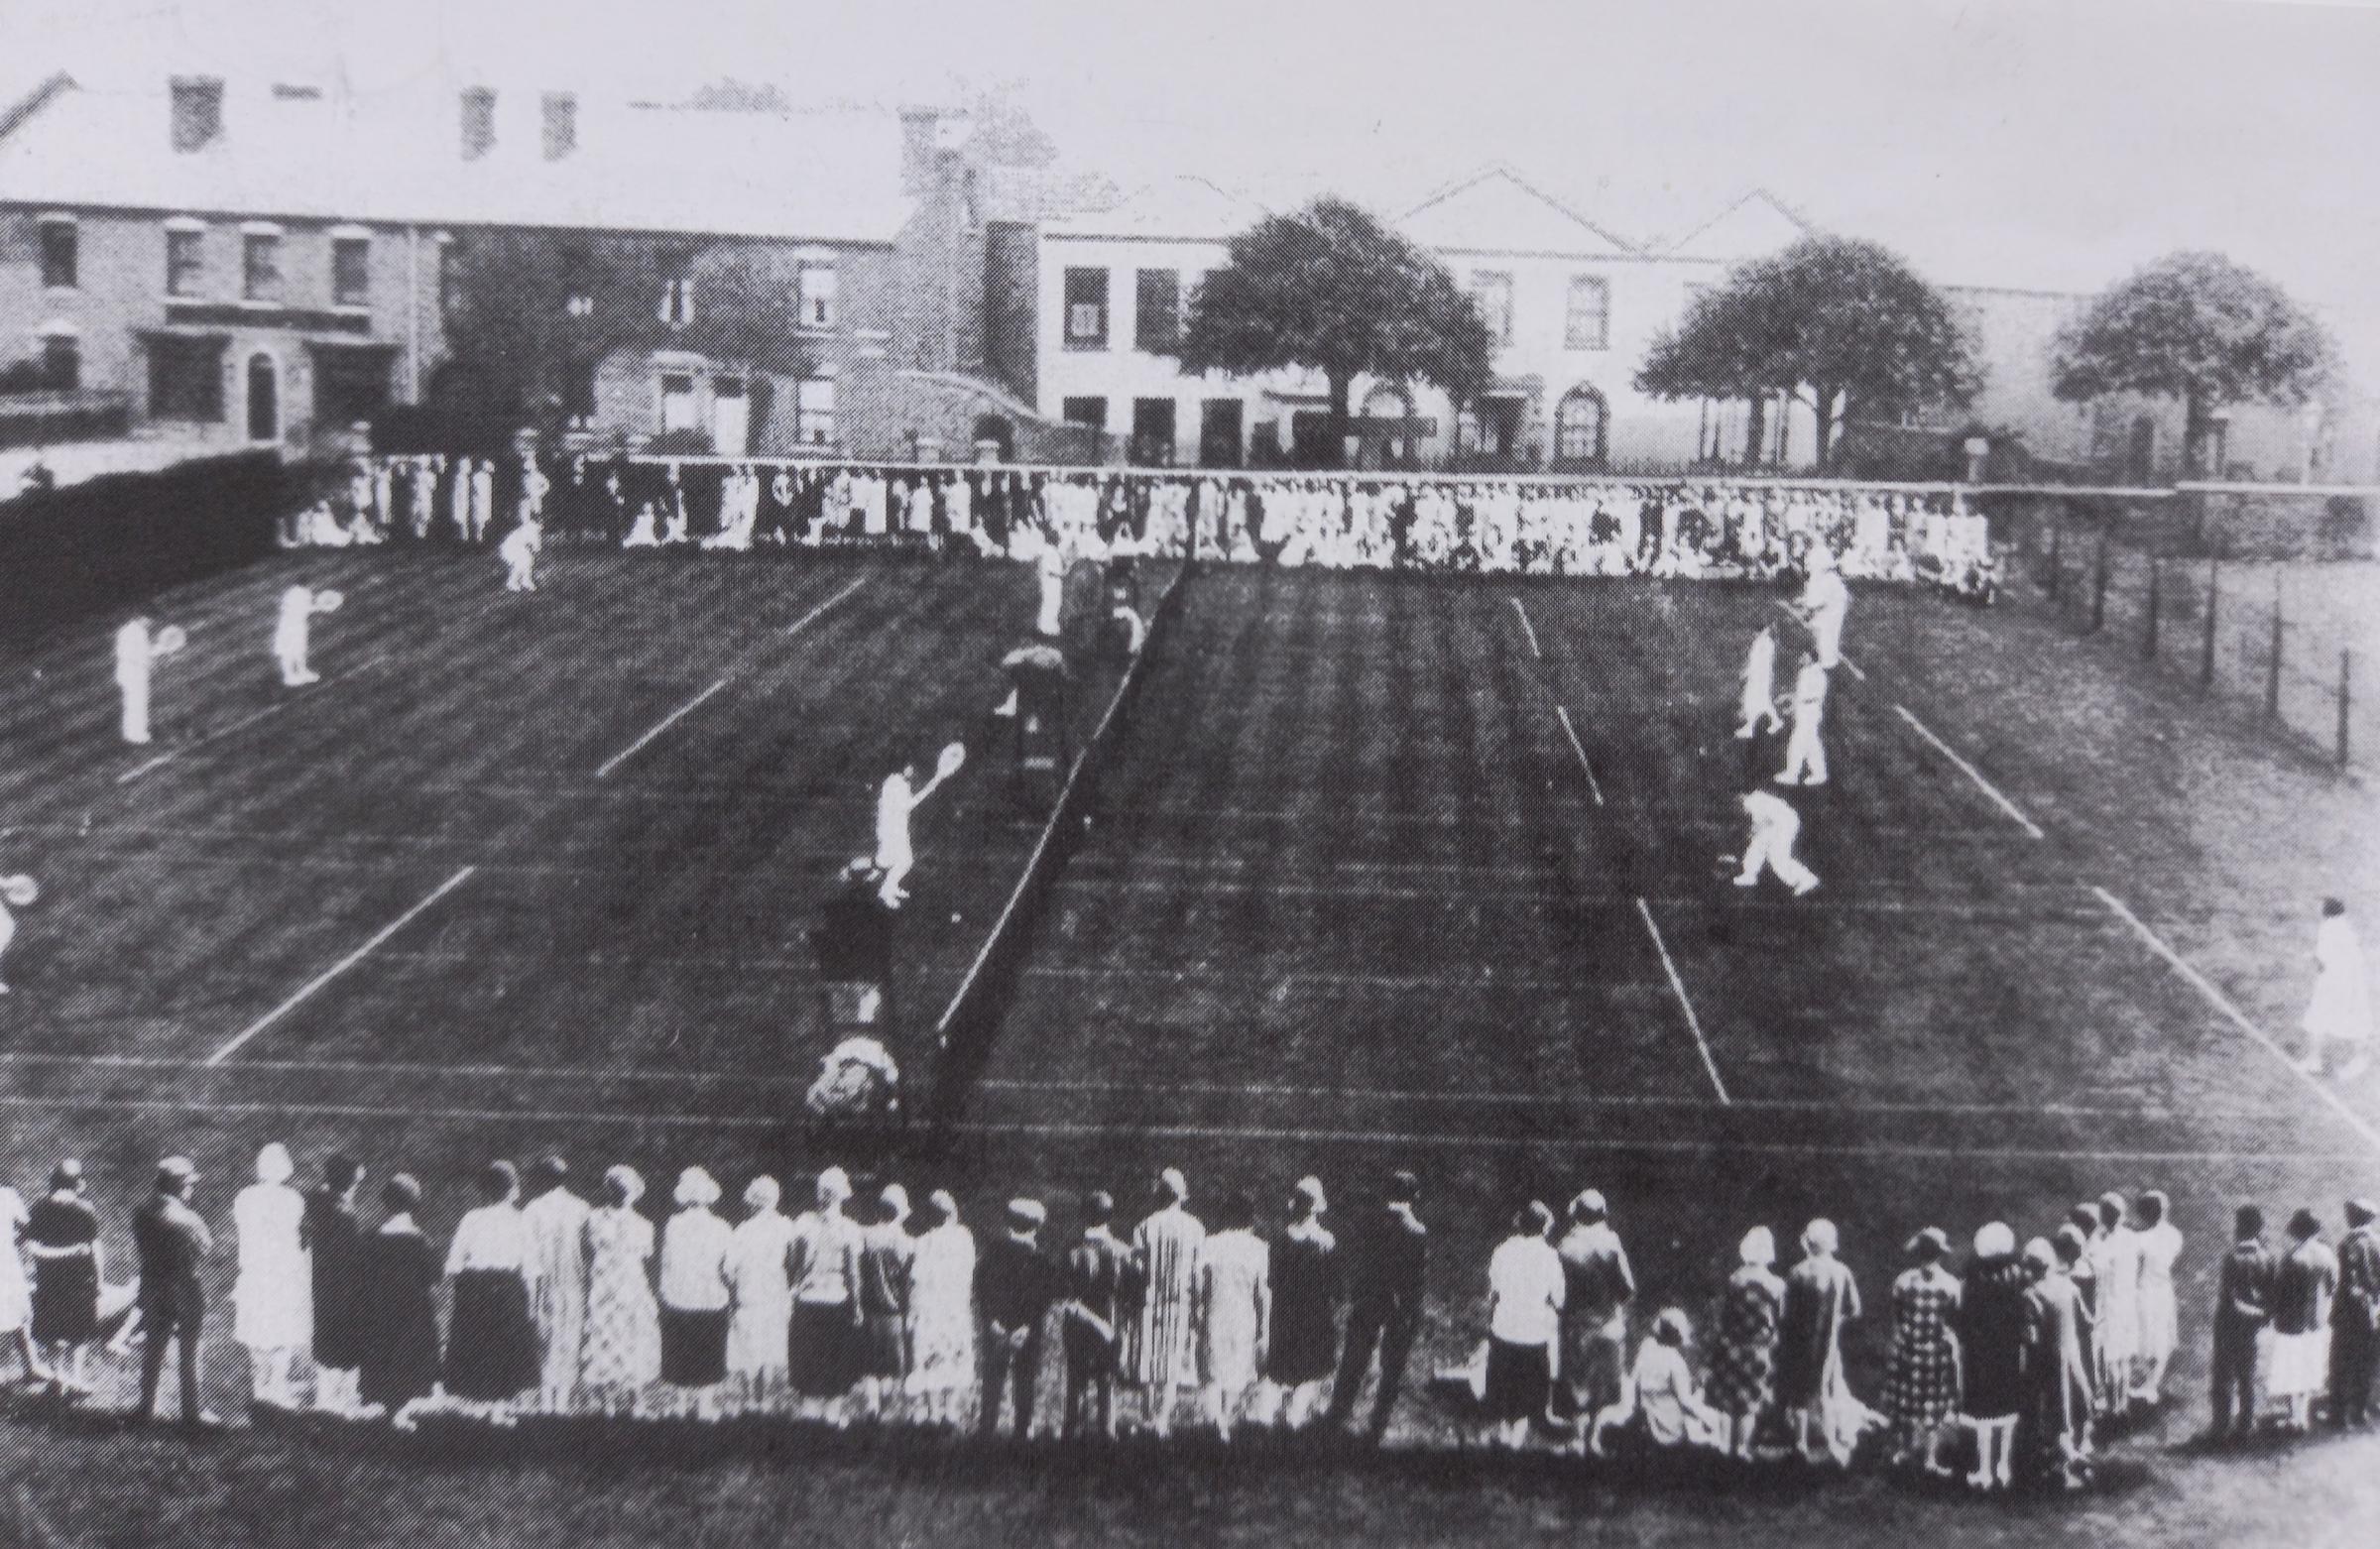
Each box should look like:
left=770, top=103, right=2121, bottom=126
left=7, top=1149, right=2377, bottom=1492
left=298, top=455, right=2000, bottom=601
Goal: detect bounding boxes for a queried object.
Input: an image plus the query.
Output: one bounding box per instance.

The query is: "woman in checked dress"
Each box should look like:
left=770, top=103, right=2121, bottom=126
left=901, top=1189, right=976, bottom=1428
left=1883, top=1227, right=1963, bottom=1476
left=1708, top=1226, right=1786, bottom=1460
left=580, top=1166, right=661, bottom=1416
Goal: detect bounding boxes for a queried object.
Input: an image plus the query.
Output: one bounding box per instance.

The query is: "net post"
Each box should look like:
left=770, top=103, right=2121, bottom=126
left=2266, top=570, right=2285, bottom=721
left=2200, top=550, right=2218, bottom=691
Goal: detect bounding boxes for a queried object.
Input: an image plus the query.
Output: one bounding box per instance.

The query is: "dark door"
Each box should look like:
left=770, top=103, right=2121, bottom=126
left=1199, top=399, right=1244, bottom=468
left=1130, top=398, right=1177, bottom=465
left=246, top=353, right=279, bottom=442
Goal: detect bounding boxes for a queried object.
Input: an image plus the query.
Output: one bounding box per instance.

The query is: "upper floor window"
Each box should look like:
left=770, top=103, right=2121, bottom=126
left=541, top=92, right=577, bottom=162
left=38, top=218, right=76, bottom=289
left=460, top=87, right=497, bottom=160
left=1565, top=276, right=1609, bottom=351
left=1134, top=268, right=1180, bottom=352
left=242, top=229, right=284, bottom=302
left=332, top=235, right=372, bottom=306
left=166, top=225, right=205, bottom=297
left=1471, top=271, right=1513, bottom=344
left=796, top=376, right=837, bottom=445
left=171, top=77, right=224, bottom=152
left=1064, top=267, right=1109, bottom=350
left=798, top=264, right=838, bottom=328
left=657, top=273, right=695, bottom=327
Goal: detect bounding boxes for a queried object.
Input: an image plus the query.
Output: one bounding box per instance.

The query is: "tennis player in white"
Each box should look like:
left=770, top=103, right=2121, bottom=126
left=274, top=584, right=322, bottom=686
left=115, top=617, right=181, bottom=746
left=1735, top=788, right=1820, bottom=895
left=1796, top=545, right=1850, bottom=669
left=1737, top=625, right=1781, bottom=740
left=1776, top=652, right=1831, bottom=787
left=875, top=745, right=966, bottom=907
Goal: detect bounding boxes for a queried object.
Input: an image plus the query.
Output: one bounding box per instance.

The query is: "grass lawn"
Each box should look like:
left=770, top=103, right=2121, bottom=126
left=0, top=548, right=2375, bottom=1547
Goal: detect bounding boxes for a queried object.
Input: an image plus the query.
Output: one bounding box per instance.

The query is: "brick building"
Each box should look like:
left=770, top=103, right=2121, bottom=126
left=0, top=65, right=1096, bottom=461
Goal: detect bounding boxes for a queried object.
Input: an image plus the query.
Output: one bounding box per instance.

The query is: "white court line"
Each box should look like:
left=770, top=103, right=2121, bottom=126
left=1634, top=896, right=1731, bottom=1104
left=784, top=575, right=871, bottom=636
left=1893, top=704, right=2045, bottom=841
left=2093, top=887, right=2380, bottom=1158
left=115, top=655, right=391, bottom=785
left=594, top=678, right=730, bottom=779
left=205, top=866, right=476, bottom=1066
left=976, top=1076, right=2171, bottom=1119
left=0, top=1094, right=2353, bottom=1163
left=1553, top=705, right=1606, bottom=806
left=1507, top=596, right=1542, bottom=658
left=594, top=575, right=868, bottom=778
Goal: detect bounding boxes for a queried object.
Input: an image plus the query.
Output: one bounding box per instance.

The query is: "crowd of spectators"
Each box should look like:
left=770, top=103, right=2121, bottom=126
left=298, top=456, right=2002, bottom=604
left=6, top=1149, right=2375, bottom=1493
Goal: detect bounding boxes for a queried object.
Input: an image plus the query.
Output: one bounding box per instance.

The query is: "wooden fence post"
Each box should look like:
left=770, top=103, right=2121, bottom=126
left=2340, top=650, right=2354, bottom=768
left=2266, top=571, right=2285, bottom=721
left=2143, top=553, right=2160, bottom=660
left=2090, top=534, right=2109, bottom=634
left=2200, top=551, right=2218, bottom=690
left=2046, top=515, right=2064, bottom=602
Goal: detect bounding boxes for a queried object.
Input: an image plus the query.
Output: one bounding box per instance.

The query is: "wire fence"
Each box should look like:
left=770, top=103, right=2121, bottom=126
left=2022, top=518, right=2376, bottom=773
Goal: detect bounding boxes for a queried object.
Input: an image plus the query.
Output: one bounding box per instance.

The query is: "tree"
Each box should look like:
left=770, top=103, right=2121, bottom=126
left=1172, top=198, right=1495, bottom=466
left=1637, top=235, right=1978, bottom=472
left=435, top=233, right=814, bottom=445
left=1637, top=285, right=1788, bottom=468
left=2051, top=251, right=2335, bottom=476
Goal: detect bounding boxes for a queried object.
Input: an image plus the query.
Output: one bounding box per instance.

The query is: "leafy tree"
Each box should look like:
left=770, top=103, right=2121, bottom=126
left=1637, top=285, right=1789, bottom=468
left=2051, top=250, right=2335, bottom=476
left=1173, top=198, right=1495, bottom=466
left=1637, top=235, right=1978, bottom=472
left=434, top=233, right=813, bottom=444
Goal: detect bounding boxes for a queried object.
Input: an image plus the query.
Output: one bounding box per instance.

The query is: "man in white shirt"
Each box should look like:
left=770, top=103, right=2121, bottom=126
left=1483, top=1201, right=1565, bottom=1449
left=1737, top=626, right=1782, bottom=740
left=874, top=751, right=960, bottom=907
left=273, top=584, right=321, bottom=686
left=1736, top=787, right=1820, bottom=895
left=1796, top=546, right=1850, bottom=670
left=114, top=617, right=174, bottom=746
left=1776, top=652, right=1831, bottom=787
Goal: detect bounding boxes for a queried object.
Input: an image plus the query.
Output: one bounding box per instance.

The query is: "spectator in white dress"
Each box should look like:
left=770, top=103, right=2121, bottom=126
left=1193, top=1192, right=1270, bottom=1441
left=2130, top=1189, right=2184, bottom=1406
left=724, top=1175, right=794, bottom=1411
left=231, top=1142, right=310, bottom=1409
left=2301, top=899, right=2372, bottom=1079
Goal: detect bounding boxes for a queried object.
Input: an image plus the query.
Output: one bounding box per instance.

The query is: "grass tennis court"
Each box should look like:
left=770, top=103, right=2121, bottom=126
left=0, top=547, right=2375, bottom=1547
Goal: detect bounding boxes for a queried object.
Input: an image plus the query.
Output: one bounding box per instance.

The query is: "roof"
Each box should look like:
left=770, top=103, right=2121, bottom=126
left=1041, top=174, right=1263, bottom=242
left=979, top=163, right=1121, bottom=225
left=1398, top=164, right=1637, bottom=258
left=0, top=75, right=916, bottom=244
left=1658, top=189, right=1816, bottom=263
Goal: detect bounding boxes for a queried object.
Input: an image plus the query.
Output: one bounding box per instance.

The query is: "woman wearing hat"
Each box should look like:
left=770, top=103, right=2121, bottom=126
left=1776, top=1219, right=1869, bottom=1467
left=1263, top=1177, right=1340, bottom=1431
left=656, top=1167, right=733, bottom=1414
left=1193, top=1191, right=1270, bottom=1442
left=579, top=1166, right=661, bottom=1417
left=231, top=1142, right=312, bottom=1410
left=21, top=1160, right=99, bottom=1395
left=2270, top=1208, right=2339, bottom=1433
left=0, top=1170, right=42, bottom=1388
left=902, top=1189, right=977, bottom=1429
left=441, top=1160, right=538, bottom=1412
left=2129, top=1191, right=2184, bottom=1408
left=1708, top=1226, right=1786, bottom=1461
left=855, top=1184, right=916, bottom=1422
left=355, top=1175, right=441, bottom=1420
left=1957, top=1223, right=2030, bottom=1490
left=1589, top=1307, right=1725, bottom=1458
left=1883, top=1227, right=1963, bottom=1476
left=2023, top=1233, right=2094, bottom=1489
left=724, top=1175, right=795, bottom=1412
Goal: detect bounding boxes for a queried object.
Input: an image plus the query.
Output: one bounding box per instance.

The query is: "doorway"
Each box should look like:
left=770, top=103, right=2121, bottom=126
left=245, top=352, right=280, bottom=443
left=712, top=375, right=751, bottom=456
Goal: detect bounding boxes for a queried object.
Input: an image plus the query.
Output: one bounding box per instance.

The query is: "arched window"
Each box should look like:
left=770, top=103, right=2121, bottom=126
left=1554, top=385, right=1607, bottom=465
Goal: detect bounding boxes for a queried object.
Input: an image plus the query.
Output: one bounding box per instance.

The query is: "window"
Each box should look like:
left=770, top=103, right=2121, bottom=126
left=148, top=335, right=225, bottom=421
left=171, top=77, right=223, bottom=152
left=541, top=92, right=577, bottom=162
left=796, top=377, right=837, bottom=444
left=271, top=83, right=322, bottom=101
left=1063, top=267, right=1109, bottom=349
left=242, top=231, right=283, bottom=302
left=1555, top=385, right=1608, bottom=464
left=166, top=227, right=205, bottom=297
left=1133, top=268, right=1180, bottom=352
left=798, top=264, right=838, bottom=328
left=1130, top=398, right=1177, bottom=464
left=435, top=234, right=459, bottom=313
left=1471, top=271, right=1513, bottom=344
left=460, top=87, right=496, bottom=160
left=1564, top=276, right=1609, bottom=351
left=39, top=219, right=76, bottom=290
left=332, top=236, right=371, bottom=306
left=561, top=358, right=597, bottom=423
left=1062, top=396, right=1108, bottom=431
left=40, top=332, right=80, bottom=393
left=560, top=249, right=595, bottom=317
left=657, top=273, right=695, bottom=327
left=1198, top=399, right=1244, bottom=468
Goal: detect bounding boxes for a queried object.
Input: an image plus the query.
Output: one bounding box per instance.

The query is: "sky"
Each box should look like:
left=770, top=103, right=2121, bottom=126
left=8, top=0, right=2379, bottom=369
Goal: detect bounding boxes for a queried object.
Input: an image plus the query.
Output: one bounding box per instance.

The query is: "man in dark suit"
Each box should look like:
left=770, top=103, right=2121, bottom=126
left=1326, top=1168, right=1429, bottom=1442
left=975, top=1198, right=1058, bottom=1438
left=2205, top=1203, right=2275, bottom=1442
left=132, top=1155, right=217, bottom=1429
